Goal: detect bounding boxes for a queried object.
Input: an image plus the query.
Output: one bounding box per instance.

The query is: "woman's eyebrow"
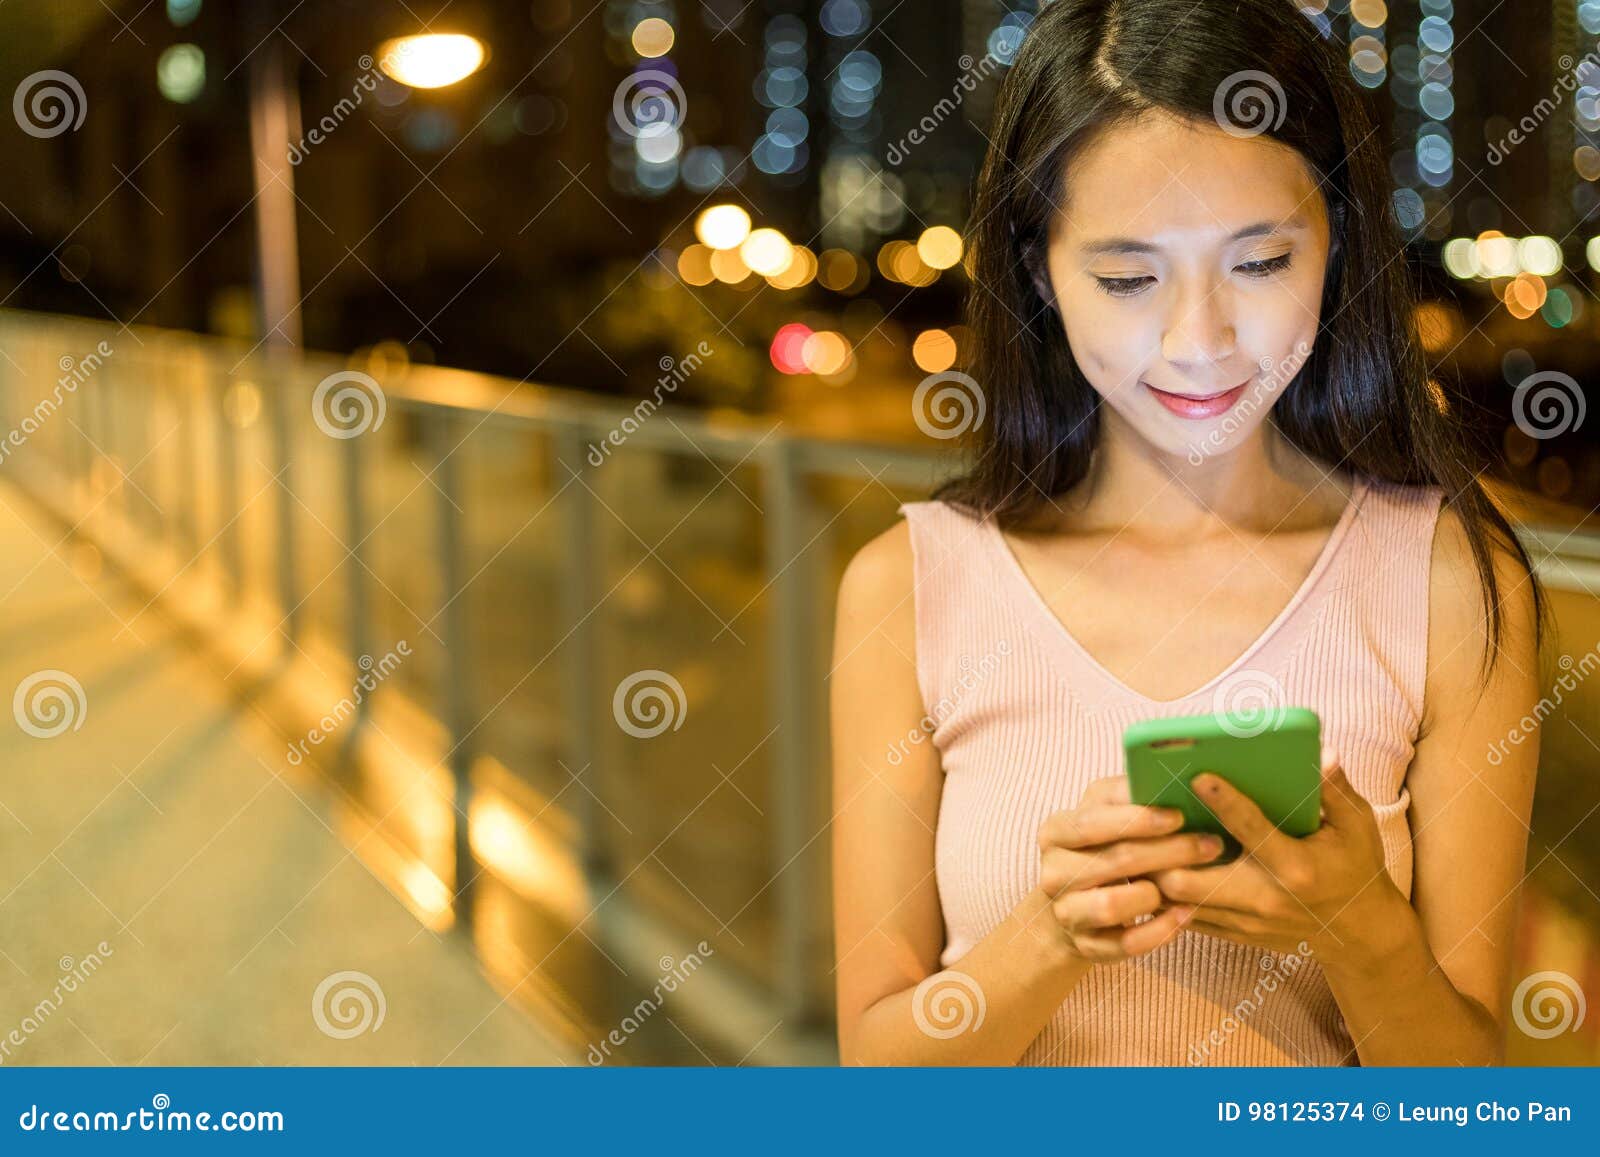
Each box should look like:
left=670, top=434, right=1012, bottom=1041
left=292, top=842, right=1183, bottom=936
left=1078, top=215, right=1308, bottom=256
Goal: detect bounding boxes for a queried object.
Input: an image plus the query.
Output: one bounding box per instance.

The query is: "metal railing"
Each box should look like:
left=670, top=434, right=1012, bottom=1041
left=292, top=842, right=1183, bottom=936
left=0, top=308, right=952, bottom=1063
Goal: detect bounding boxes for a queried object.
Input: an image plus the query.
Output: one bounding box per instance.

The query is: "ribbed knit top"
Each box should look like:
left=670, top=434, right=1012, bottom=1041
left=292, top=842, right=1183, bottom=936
left=898, top=473, right=1447, bottom=1066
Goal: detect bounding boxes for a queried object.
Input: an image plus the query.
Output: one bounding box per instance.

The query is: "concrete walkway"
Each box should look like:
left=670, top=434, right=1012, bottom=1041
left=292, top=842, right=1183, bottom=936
left=0, top=486, right=571, bottom=1066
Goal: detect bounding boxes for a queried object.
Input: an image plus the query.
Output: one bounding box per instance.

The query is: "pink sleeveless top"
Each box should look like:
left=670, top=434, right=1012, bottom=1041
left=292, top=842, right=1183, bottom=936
left=898, top=473, right=1447, bottom=1066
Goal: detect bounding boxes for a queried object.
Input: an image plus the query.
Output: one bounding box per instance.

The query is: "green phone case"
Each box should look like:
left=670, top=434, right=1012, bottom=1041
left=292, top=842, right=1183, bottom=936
left=1123, top=707, right=1322, bottom=862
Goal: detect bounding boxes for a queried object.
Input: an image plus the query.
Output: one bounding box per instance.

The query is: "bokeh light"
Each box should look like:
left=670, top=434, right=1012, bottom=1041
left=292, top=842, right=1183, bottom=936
left=376, top=34, right=487, bottom=89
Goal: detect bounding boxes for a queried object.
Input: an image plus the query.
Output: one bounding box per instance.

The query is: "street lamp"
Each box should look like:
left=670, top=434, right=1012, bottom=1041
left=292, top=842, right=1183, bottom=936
left=374, top=33, right=488, bottom=89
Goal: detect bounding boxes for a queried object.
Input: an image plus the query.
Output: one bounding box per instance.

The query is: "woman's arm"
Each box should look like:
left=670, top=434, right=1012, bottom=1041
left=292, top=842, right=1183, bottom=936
left=1319, top=506, right=1542, bottom=1064
left=829, top=522, right=1089, bottom=1065
left=830, top=521, right=1204, bottom=1064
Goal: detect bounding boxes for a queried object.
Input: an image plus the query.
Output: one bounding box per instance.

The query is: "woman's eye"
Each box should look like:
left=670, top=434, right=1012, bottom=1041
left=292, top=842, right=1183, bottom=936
left=1093, top=275, right=1154, bottom=298
left=1237, top=253, right=1293, bottom=278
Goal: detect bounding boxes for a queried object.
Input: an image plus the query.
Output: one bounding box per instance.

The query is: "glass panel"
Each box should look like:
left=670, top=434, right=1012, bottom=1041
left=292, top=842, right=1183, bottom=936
left=593, top=441, right=777, bottom=989
left=285, top=372, right=351, bottom=665
left=461, top=419, right=569, bottom=799
left=232, top=372, right=279, bottom=618
left=364, top=401, right=440, bottom=709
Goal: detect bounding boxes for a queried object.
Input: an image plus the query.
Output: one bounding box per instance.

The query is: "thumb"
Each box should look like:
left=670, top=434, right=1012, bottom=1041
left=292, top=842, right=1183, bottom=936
left=1317, top=751, right=1368, bottom=827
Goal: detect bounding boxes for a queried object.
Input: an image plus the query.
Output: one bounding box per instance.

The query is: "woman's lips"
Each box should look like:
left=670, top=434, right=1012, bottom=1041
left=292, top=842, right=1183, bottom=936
left=1143, top=380, right=1249, bottom=419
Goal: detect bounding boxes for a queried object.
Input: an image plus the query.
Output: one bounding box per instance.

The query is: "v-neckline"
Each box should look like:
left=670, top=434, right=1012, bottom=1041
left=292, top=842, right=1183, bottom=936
left=984, top=475, right=1369, bottom=706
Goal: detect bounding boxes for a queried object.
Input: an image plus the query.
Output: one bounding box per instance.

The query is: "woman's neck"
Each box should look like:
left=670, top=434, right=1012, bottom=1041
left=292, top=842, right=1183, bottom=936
left=1042, top=409, right=1350, bottom=538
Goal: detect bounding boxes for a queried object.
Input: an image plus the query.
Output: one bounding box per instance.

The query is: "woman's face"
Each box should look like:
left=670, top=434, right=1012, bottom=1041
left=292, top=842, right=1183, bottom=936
left=1040, top=110, right=1333, bottom=463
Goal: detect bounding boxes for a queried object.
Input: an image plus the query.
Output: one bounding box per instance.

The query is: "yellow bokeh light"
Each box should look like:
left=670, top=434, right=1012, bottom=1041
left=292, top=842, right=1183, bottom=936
left=892, top=244, right=936, bottom=287
left=877, top=240, right=908, bottom=282
left=376, top=34, right=487, bottom=89
left=818, top=249, right=864, bottom=292
left=696, top=204, right=752, bottom=250
left=916, top=225, right=964, bottom=270
left=631, top=17, right=675, bottom=57
left=1505, top=273, right=1546, bottom=318
left=1475, top=231, right=1517, bottom=278
left=912, top=329, right=958, bottom=373
left=1349, top=0, right=1387, bottom=28
left=1413, top=301, right=1460, bottom=354
left=768, top=245, right=817, bottom=289
left=802, top=330, right=853, bottom=376
left=677, top=244, right=715, bottom=286
left=741, top=227, right=794, bottom=277
left=1575, top=145, right=1600, bottom=182
left=710, top=246, right=751, bottom=284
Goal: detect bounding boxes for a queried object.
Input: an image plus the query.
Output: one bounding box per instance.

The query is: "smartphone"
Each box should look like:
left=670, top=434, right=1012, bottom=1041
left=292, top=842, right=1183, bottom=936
left=1122, top=707, right=1322, bottom=864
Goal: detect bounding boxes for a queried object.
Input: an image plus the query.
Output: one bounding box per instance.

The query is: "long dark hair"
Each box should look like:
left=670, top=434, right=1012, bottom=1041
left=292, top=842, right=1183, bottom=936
left=934, top=0, right=1547, bottom=689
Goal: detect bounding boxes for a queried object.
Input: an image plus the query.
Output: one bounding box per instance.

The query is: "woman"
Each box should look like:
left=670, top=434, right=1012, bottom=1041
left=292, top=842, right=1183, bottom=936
left=831, top=0, right=1547, bottom=1066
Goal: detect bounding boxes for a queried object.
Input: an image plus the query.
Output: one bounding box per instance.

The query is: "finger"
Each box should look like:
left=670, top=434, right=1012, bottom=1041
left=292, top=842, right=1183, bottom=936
left=1178, top=903, right=1263, bottom=933
left=1038, top=802, right=1185, bottom=850
left=1118, top=905, right=1193, bottom=956
left=1052, top=879, right=1164, bottom=931
left=1080, top=774, right=1131, bottom=806
left=1190, top=772, right=1296, bottom=872
left=1317, top=757, right=1371, bottom=828
left=1149, top=856, right=1276, bottom=913
left=1070, top=905, right=1191, bottom=961
left=1081, top=825, right=1228, bottom=889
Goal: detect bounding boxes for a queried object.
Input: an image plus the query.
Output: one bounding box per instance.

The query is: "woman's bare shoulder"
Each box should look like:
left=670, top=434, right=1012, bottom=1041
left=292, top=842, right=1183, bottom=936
left=838, top=518, right=915, bottom=614
left=834, top=518, right=919, bottom=678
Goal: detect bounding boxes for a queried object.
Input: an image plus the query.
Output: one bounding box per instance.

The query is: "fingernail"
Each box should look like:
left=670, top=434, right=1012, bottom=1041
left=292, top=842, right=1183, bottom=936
left=1201, top=835, right=1223, bottom=856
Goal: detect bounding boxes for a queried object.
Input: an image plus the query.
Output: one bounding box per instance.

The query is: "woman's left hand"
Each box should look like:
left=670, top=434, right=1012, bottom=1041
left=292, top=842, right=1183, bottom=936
left=1147, top=753, right=1414, bottom=970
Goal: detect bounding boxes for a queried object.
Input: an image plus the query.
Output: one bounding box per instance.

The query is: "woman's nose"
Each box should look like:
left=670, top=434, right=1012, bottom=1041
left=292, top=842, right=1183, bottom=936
left=1160, top=279, right=1237, bottom=369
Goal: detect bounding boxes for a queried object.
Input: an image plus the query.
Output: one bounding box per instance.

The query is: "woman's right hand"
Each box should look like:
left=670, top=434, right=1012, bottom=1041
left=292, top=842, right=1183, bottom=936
left=1035, top=774, right=1224, bottom=962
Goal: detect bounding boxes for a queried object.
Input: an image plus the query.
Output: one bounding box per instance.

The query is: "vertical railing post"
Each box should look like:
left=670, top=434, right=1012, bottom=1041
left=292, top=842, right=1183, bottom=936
left=268, top=354, right=300, bottom=639
left=765, top=435, right=818, bottom=1024
left=555, top=416, right=608, bottom=882
left=343, top=425, right=371, bottom=712
left=428, top=407, right=479, bottom=930
left=216, top=376, right=243, bottom=600
left=176, top=354, right=200, bottom=554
